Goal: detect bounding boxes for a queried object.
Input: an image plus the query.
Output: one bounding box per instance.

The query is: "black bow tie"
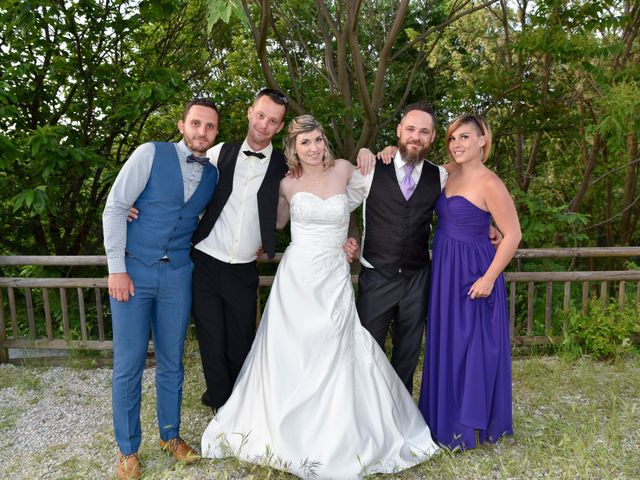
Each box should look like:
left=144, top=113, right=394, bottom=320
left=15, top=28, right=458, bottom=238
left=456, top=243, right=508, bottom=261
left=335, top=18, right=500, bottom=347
left=243, top=150, right=266, bottom=159
left=186, top=154, right=209, bottom=166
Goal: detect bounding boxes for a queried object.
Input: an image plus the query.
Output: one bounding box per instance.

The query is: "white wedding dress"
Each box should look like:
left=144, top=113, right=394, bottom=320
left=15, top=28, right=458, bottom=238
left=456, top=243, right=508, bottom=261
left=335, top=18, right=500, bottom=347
left=201, top=192, right=439, bottom=479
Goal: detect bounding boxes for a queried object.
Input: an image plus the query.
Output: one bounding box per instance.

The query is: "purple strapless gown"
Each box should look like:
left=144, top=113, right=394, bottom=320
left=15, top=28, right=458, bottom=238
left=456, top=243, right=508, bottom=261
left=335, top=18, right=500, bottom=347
left=418, top=193, right=512, bottom=450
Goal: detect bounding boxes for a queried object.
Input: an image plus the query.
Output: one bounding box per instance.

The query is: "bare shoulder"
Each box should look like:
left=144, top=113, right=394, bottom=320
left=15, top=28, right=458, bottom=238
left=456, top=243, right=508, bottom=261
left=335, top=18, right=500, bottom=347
left=335, top=158, right=355, bottom=171
left=279, top=175, right=295, bottom=197
left=481, top=168, right=506, bottom=190
left=479, top=168, right=510, bottom=202
left=334, top=158, right=356, bottom=178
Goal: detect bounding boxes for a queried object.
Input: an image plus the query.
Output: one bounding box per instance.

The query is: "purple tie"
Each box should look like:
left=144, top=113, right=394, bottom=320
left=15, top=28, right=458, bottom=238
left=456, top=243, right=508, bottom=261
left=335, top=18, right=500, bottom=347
left=400, top=164, right=416, bottom=200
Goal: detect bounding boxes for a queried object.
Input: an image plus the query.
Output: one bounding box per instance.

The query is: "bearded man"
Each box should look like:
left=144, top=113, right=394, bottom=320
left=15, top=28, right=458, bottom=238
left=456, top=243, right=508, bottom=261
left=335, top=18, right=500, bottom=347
left=103, top=98, right=220, bottom=479
left=347, top=102, right=446, bottom=394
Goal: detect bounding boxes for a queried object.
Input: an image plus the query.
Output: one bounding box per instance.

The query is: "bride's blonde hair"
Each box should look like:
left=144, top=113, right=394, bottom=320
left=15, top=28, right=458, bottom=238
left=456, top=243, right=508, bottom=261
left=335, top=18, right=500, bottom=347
left=285, top=115, right=335, bottom=172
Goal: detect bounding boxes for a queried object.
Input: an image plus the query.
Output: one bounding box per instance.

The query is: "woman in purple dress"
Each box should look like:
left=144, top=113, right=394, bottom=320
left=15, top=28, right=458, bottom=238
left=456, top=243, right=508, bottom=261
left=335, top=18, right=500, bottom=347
left=418, top=114, right=521, bottom=450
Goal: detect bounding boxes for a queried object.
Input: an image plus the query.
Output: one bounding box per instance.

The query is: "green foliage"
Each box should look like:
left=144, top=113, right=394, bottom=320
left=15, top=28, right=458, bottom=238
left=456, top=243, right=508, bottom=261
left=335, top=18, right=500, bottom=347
left=0, top=0, right=235, bottom=255
left=562, top=299, right=640, bottom=360
left=1, top=0, right=639, bottom=254
left=625, top=260, right=640, bottom=270
left=512, top=188, right=590, bottom=247
left=206, top=0, right=245, bottom=29
left=595, top=80, right=640, bottom=149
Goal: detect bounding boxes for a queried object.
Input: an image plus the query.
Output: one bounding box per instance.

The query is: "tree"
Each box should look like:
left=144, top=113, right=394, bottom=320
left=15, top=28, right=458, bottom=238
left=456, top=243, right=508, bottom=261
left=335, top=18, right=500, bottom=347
left=0, top=0, right=229, bottom=255
left=1, top=0, right=638, bottom=254
left=206, top=0, right=498, bottom=159
left=412, top=0, right=640, bottom=246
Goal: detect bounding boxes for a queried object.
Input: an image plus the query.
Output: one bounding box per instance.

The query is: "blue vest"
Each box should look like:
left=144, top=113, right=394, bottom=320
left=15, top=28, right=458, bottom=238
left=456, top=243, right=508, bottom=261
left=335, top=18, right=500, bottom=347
left=125, top=142, right=218, bottom=267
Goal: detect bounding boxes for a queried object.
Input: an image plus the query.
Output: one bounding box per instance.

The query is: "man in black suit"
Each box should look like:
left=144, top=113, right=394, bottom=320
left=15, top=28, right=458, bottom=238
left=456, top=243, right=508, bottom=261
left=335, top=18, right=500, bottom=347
left=190, top=88, right=289, bottom=410
left=348, top=102, right=446, bottom=394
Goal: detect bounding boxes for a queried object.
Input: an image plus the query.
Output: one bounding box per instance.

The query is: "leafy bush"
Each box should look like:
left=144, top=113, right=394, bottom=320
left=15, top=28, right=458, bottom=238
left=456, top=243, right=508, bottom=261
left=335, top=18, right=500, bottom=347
left=561, top=299, right=640, bottom=360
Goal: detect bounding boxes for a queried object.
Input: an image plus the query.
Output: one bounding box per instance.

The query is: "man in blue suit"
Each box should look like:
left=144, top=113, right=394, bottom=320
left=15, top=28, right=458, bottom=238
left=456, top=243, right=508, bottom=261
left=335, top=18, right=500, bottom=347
left=103, top=98, right=219, bottom=480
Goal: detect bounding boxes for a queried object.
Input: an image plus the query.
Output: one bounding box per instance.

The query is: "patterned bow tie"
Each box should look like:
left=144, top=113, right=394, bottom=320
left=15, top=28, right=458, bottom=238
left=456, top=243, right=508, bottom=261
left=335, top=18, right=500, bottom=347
left=243, top=150, right=266, bottom=159
left=186, top=154, right=209, bottom=166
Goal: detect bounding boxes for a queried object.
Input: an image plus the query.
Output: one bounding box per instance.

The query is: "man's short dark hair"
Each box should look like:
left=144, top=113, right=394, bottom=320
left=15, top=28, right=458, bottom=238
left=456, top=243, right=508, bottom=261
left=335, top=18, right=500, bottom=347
left=182, top=98, right=219, bottom=120
left=401, top=101, right=437, bottom=131
left=255, top=88, right=289, bottom=115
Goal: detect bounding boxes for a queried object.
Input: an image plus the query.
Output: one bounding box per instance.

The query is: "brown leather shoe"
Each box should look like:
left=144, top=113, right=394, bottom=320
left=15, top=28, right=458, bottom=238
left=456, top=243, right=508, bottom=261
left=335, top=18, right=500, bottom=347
left=116, top=451, right=141, bottom=480
left=159, top=436, right=200, bottom=463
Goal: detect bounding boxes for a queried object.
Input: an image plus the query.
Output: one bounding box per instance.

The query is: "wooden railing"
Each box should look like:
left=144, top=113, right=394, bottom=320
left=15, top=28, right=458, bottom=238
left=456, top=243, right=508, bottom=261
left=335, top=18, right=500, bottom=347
left=1, top=248, right=639, bottom=361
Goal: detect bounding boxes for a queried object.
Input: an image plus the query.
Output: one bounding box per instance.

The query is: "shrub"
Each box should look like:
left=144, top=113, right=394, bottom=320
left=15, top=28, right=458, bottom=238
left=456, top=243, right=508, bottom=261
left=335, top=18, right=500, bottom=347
left=561, top=299, right=640, bottom=360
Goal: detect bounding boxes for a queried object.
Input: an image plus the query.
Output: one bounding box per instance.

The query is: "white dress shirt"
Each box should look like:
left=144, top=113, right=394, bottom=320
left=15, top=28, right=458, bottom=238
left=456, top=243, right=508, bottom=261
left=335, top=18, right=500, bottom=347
left=194, top=139, right=273, bottom=263
left=347, top=152, right=448, bottom=269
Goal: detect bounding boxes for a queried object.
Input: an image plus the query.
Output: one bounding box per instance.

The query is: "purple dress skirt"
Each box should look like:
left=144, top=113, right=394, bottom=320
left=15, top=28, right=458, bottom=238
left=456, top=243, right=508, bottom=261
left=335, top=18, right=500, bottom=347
left=418, top=193, right=513, bottom=450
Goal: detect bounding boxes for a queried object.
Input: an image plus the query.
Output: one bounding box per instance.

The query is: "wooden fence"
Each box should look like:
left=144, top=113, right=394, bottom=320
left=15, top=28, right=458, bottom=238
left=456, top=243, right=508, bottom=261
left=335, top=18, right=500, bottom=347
left=1, top=247, right=639, bottom=361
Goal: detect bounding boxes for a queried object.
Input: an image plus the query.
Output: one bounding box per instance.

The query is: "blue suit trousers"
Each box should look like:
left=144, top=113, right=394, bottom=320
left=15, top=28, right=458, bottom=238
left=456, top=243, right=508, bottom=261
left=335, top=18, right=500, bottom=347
left=110, top=256, right=192, bottom=455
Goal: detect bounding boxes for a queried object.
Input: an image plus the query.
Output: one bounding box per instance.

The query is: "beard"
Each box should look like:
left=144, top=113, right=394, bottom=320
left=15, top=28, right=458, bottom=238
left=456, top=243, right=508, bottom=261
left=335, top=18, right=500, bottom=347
left=184, top=136, right=215, bottom=156
left=398, top=139, right=430, bottom=166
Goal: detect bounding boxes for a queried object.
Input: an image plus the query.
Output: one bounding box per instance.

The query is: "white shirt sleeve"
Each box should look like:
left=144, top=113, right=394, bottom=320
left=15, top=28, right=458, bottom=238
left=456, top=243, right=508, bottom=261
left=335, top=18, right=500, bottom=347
left=438, top=165, right=448, bottom=190
left=347, top=168, right=374, bottom=212
left=206, top=142, right=224, bottom=167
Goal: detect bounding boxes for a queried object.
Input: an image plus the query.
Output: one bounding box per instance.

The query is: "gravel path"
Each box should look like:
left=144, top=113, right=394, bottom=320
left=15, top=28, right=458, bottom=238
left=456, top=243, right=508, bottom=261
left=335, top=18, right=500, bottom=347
left=1, top=358, right=638, bottom=479
left=0, top=365, right=116, bottom=479
left=0, top=364, right=253, bottom=480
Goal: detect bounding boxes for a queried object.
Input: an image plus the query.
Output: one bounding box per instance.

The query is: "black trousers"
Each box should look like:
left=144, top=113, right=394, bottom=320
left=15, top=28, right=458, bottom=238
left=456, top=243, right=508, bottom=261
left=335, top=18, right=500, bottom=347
left=356, top=265, right=430, bottom=394
left=191, top=249, right=258, bottom=410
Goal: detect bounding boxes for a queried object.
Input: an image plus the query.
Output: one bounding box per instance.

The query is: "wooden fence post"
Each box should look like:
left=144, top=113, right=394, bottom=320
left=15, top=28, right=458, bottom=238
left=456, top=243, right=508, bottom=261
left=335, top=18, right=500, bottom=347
left=0, top=288, right=7, bottom=363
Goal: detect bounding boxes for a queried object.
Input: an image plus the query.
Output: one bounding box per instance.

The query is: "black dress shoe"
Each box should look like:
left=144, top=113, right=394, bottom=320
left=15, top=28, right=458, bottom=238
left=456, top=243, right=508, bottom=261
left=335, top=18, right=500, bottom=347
left=201, top=391, right=212, bottom=408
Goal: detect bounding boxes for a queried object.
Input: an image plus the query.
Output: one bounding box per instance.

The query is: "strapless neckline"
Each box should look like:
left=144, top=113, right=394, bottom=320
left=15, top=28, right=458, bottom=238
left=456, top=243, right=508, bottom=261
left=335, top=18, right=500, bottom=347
left=291, top=191, right=347, bottom=203
left=443, top=193, right=490, bottom=214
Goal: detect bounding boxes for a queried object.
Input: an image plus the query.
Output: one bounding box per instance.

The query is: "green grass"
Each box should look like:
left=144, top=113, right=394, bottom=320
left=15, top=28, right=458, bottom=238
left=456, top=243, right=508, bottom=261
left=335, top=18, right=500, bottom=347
left=0, top=364, right=42, bottom=392
left=0, top=404, right=23, bottom=431
left=0, top=348, right=638, bottom=479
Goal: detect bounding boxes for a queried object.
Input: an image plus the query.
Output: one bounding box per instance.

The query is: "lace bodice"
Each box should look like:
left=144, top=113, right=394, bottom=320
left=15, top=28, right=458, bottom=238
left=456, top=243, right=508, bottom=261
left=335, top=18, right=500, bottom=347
left=289, top=192, right=350, bottom=249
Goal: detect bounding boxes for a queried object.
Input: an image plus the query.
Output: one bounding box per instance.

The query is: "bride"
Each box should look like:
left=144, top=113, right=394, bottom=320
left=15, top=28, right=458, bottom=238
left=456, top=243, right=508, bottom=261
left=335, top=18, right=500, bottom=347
left=201, top=114, right=439, bottom=479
